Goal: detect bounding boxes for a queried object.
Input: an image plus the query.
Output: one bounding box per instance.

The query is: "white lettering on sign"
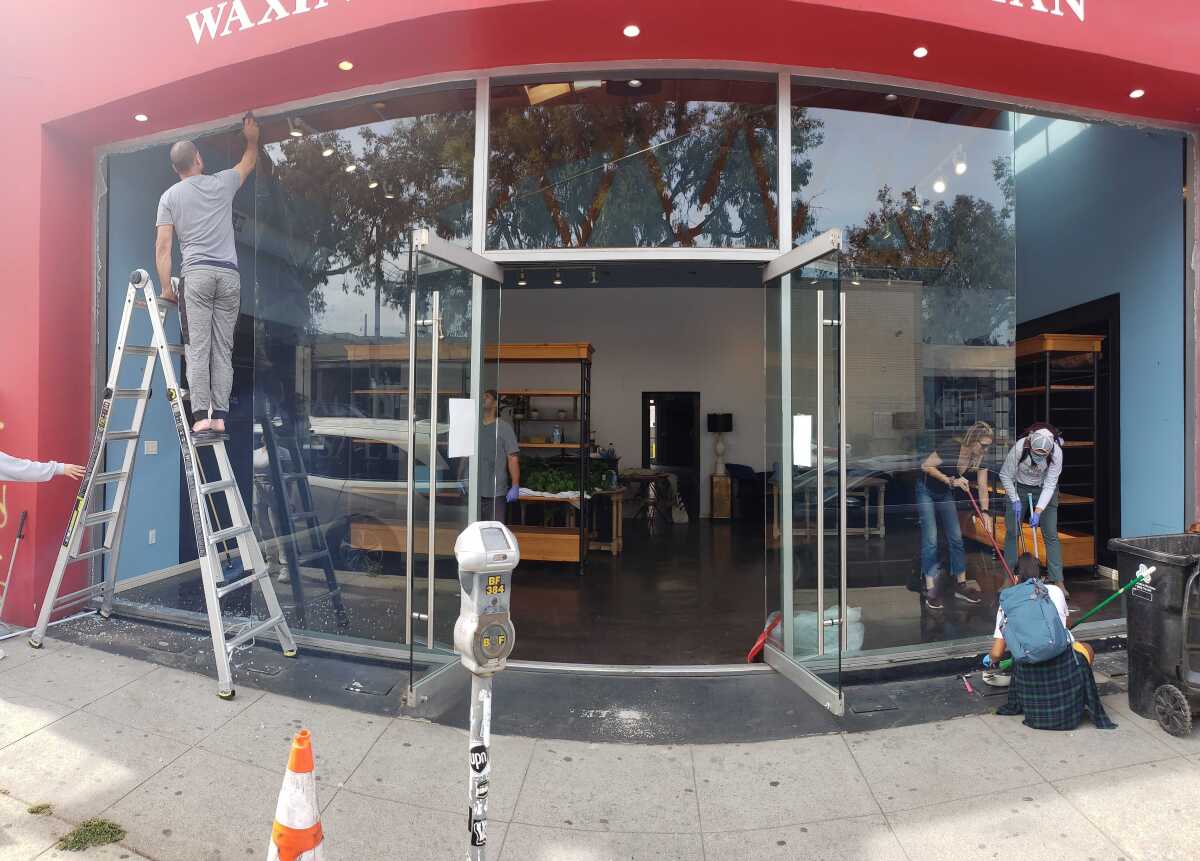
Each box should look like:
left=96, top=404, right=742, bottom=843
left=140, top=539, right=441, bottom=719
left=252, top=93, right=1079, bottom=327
left=186, top=0, right=340, bottom=45
left=992, top=0, right=1084, bottom=23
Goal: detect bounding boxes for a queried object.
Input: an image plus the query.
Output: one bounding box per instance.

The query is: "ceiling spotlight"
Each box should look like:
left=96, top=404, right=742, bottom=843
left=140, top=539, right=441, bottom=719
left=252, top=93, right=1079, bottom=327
left=287, top=118, right=303, bottom=137
left=933, top=178, right=947, bottom=194
left=954, top=159, right=968, bottom=176
left=553, top=270, right=563, bottom=286
left=851, top=275, right=861, bottom=286
left=591, top=268, right=599, bottom=285
left=367, top=177, right=379, bottom=189
left=913, top=46, right=929, bottom=59
left=133, top=113, right=149, bottom=122
left=911, top=203, right=922, bottom=212
left=1129, top=88, right=1146, bottom=99
left=338, top=60, right=354, bottom=71
left=884, top=94, right=898, bottom=102
left=384, top=184, right=396, bottom=200
left=623, top=24, right=640, bottom=37
left=344, top=164, right=357, bottom=173
left=517, top=270, right=527, bottom=287
left=321, top=143, right=335, bottom=157
left=628, top=79, right=643, bottom=88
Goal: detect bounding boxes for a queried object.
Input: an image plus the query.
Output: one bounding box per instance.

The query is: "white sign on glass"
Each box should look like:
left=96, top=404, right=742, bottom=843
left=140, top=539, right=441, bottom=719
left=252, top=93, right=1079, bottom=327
left=448, top=398, right=476, bottom=459
left=793, top=414, right=813, bottom=467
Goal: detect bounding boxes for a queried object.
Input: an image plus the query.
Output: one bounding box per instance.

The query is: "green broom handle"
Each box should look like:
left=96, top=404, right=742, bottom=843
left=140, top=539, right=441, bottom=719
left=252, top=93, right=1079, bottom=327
left=996, top=572, right=1149, bottom=672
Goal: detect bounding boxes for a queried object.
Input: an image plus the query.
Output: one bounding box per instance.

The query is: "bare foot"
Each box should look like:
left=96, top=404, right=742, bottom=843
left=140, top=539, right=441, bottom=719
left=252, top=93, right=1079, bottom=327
left=192, top=418, right=212, bottom=434
left=210, top=419, right=226, bottom=434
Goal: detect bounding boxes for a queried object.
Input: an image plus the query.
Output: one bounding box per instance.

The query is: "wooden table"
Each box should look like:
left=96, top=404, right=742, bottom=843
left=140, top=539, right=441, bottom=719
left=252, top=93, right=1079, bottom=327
left=514, top=490, right=624, bottom=556
left=784, top=475, right=889, bottom=539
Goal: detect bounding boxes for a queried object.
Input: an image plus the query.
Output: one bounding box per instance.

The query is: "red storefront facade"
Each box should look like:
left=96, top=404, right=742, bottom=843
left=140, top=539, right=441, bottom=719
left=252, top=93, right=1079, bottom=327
left=1, top=0, right=1198, bottom=663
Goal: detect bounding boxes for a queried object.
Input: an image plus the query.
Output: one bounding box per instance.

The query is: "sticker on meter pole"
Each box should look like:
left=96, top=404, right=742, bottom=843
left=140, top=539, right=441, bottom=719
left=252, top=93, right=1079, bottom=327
left=1133, top=581, right=1155, bottom=602
left=469, top=816, right=487, bottom=847
left=470, top=745, right=489, bottom=773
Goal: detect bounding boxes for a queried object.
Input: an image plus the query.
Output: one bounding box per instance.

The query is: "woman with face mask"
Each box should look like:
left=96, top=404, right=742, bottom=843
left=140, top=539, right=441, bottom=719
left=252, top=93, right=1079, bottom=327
left=999, top=423, right=1065, bottom=595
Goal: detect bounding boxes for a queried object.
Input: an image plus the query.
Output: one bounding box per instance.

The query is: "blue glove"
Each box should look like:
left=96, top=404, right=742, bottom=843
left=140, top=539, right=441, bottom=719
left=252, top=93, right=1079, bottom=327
left=1030, top=510, right=1041, bottom=528
left=982, top=654, right=993, bottom=669
left=1011, top=499, right=1023, bottom=524
left=506, top=485, right=519, bottom=503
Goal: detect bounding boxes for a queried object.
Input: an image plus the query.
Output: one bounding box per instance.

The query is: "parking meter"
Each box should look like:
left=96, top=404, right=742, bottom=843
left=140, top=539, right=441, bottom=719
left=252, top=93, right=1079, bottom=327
left=454, top=521, right=519, bottom=860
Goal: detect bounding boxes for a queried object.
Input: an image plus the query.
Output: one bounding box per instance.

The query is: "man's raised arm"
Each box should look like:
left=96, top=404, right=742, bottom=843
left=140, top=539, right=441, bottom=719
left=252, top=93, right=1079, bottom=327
left=233, top=114, right=260, bottom=185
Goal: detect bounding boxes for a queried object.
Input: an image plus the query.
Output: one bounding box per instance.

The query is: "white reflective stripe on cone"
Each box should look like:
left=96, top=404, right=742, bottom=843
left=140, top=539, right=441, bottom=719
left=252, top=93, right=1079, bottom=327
left=274, top=770, right=320, bottom=829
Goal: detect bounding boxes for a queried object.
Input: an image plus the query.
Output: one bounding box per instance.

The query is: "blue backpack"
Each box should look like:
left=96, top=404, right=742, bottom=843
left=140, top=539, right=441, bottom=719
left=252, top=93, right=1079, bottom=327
left=999, top=579, right=1071, bottom=664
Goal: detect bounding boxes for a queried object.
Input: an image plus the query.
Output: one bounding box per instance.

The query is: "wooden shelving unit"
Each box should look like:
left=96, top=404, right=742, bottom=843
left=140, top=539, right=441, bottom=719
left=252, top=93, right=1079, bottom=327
left=495, top=343, right=594, bottom=569
left=963, top=333, right=1103, bottom=570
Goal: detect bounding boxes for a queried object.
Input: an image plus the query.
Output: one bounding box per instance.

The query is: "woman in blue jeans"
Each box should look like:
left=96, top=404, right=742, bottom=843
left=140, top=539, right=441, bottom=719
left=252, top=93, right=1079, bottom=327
left=917, top=421, right=994, bottom=610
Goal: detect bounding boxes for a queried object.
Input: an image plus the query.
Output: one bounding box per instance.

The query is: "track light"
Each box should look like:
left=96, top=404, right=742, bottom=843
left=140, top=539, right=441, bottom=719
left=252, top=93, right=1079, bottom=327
left=344, top=163, right=357, bottom=173
left=553, top=270, right=563, bottom=286
left=384, top=184, right=396, bottom=200
left=954, top=159, right=968, bottom=176
left=321, top=141, right=335, bottom=157
left=517, top=270, right=527, bottom=287
left=628, top=79, right=643, bottom=88
left=367, top=177, right=379, bottom=189
left=933, top=177, right=947, bottom=194
left=287, top=118, right=303, bottom=138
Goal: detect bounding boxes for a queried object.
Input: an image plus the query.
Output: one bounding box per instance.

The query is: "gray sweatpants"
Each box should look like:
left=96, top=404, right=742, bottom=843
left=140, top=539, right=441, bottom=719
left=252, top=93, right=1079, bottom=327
left=182, top=266, right=240, bottom=415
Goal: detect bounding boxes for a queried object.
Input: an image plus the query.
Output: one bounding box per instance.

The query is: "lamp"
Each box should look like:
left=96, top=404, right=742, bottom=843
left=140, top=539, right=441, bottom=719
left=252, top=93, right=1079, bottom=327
left=707, top=413, right=733, bottom=473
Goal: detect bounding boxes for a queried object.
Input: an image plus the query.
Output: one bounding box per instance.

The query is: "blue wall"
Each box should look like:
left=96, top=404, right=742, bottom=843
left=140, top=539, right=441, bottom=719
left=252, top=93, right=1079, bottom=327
left=105, top=147, right=184, bottom=579
left=1014, top=116, right=1186, bottom=535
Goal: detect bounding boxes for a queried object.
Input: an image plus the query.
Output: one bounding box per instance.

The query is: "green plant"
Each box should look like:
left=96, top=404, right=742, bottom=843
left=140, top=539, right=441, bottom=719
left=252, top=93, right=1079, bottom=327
left=520, top=456, right=608, bottom=494
left=27, top=803, right=51, bottom=816
left=57, top=819, right=126, bottom=852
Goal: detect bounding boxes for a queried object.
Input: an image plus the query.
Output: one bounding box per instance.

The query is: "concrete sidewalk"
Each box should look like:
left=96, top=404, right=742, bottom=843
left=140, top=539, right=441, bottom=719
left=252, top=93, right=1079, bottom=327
left=0, top=638, right=1197, bottom=860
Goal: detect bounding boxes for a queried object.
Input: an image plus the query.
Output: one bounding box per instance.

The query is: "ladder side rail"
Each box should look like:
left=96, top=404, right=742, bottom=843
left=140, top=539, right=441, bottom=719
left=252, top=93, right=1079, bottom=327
left=261, top=416, right=306, bottom=616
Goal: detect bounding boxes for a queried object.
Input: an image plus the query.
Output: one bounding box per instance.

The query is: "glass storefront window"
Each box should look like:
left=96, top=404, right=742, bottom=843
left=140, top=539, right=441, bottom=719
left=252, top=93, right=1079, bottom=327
left=488, top=77, right=778, bottom=249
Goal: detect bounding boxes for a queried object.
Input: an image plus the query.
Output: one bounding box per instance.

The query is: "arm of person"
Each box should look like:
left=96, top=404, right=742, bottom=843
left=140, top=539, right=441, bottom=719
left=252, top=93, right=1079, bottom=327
left=0, top=451, right=82, bottom=482
left=998, top=441, right=1022, bottom=504
left=1035, top=444, right=1064, bottom=512
left=921, top=451, right=952, bottom=486
left=988, top=636, right=1007, bottom=666
left=507, top=453, right=520, bottom=490
left=975, top=466, right=992, bottom=530
left=155, top=224, right=175, bottom=302
left=232, top=114, right=260, bottom=185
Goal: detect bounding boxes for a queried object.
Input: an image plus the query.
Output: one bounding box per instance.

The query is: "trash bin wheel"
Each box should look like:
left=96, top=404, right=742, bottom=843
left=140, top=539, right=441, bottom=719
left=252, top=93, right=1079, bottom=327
left=1153, top=684, right=1194, bottom=738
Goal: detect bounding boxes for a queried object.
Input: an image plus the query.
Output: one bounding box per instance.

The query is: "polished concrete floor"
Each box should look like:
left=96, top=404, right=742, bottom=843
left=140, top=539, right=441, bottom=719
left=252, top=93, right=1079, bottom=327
left=120, top=516, right=1122, bottom=666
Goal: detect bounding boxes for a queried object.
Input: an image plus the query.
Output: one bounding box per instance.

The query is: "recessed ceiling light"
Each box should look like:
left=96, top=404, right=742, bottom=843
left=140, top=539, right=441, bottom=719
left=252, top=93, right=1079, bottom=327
left=134, top=114, right=149, bottom=122
left=338, top=60, right=354, bottom=71
left=367, top=178, right=379, bottom=189
left=884, top=94, right=898, bottom=102
left=321, top=144, right=335, bottom=157
left=287, top=118, right=303, bottom=137
left=553, top=270, right=563, bottom=286
left=954, top=159, right=968, bottom=176
left=1129, top=88, right=1146, bottom=99
left=623, top=24, right=640, bottom=37
left=913, top=46, right=929, bottom=59
left=628, top=79, right=643, bottom=88
left=517, top=270, right=527, bottom=287
left=933, top=178, right=947, bottom=194
left=344, top=164, right=357, bottom=173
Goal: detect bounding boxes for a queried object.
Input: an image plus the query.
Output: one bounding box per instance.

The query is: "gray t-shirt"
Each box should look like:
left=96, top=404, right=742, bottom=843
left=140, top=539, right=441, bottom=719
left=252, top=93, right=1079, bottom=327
left=478, top=419, right=519, bottom=498
left=156, top=169, right=242, bottom=271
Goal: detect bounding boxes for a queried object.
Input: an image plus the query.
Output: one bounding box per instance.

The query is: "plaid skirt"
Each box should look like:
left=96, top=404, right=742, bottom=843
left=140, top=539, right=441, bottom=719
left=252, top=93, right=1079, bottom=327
left=996, top=646, right=1117, bottom=731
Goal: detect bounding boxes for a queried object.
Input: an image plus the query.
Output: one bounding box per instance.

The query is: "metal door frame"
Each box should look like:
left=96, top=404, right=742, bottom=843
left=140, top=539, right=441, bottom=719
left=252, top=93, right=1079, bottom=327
left=761, top=228, right=849, bottom=716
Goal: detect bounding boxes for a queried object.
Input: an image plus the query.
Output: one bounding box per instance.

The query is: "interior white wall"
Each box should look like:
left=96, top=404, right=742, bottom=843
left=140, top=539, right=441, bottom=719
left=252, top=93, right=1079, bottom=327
left=498, top=286, right=766, bottom=517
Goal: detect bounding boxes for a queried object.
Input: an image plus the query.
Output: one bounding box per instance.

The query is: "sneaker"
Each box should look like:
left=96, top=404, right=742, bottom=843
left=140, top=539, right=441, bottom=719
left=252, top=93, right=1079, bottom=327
left=982, top=670, right=1012, bottom=688
left=925, top=589, right=944, bottom=611
left=954, top=580, right=983, bottom=605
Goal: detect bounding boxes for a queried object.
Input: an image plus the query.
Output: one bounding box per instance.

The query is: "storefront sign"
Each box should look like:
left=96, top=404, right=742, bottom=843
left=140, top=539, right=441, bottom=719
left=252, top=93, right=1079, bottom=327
left=992, top=0, right=1085, bottom=23
left=185, top=0, right=347, bottom=45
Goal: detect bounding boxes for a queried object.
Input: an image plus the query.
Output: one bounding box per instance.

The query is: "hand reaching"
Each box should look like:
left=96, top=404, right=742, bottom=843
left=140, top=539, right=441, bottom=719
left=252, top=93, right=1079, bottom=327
left=951, top=476, right=971, bottom=492
left=505, top=485, right=519, bottom=503
left=62, top=464, right=85, bottom=481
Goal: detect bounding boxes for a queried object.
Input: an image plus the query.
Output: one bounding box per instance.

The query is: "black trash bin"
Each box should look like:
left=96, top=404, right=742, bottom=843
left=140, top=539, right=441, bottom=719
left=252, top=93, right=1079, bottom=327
left=1107, top=534, right=1200, bottom=736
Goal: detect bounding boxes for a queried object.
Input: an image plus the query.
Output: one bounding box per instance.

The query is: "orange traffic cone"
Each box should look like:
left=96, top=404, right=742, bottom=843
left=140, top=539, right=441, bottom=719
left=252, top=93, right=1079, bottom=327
left=267, top=729, right=325, bottom=861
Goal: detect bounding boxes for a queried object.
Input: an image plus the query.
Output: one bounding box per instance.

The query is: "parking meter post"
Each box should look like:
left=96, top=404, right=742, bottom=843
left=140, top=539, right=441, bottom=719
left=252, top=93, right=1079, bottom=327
left=454, top=521, right=519, bottom=861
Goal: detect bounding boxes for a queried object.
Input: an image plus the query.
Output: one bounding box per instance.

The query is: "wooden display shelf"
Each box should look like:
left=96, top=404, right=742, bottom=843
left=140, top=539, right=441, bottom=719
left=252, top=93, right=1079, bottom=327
left=1015, top=333, right=1105, bottom=359
left=491, top=343, right=593, bottom=362
left=351, top=520, right=460, bottom=556
left=499, top=388, right=581, bottom=397
left=520, top=441, right=584, bottom=449
left=510, top=525, right=582, bottom=562
left=959, top=513, right=1095, bottom=568
left=1062, top=440, right=1095, bottom=448
left=352, top=388, right=466, bottom=396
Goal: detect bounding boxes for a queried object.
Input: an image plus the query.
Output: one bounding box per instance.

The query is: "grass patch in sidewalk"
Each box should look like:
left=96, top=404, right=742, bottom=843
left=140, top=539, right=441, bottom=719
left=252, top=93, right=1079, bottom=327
left=57, top=818, right=126, bottom=852
left=27, top=803, right=52, bottom=815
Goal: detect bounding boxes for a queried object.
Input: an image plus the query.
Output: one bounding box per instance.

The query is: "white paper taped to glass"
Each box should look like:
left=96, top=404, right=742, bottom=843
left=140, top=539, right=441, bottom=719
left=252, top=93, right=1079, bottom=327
left=448, top=398, right=476, bottom=459
left=793, top=414, right=813, bottom=467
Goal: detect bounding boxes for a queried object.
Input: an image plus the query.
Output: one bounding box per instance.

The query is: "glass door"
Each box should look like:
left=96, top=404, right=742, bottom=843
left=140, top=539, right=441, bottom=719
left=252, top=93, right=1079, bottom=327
left=407, top=230, right=504, bottom=670
left=763, top=230, right=847, bottom=715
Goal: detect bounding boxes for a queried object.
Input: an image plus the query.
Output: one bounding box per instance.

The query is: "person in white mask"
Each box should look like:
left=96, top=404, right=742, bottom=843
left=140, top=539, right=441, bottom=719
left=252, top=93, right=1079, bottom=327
left=999, top=424, right=1065, bottom=595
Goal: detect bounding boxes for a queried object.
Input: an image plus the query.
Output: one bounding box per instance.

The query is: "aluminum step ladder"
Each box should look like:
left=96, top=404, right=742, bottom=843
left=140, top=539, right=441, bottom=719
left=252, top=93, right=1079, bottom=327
left=29, top=268, right=298, bottom=699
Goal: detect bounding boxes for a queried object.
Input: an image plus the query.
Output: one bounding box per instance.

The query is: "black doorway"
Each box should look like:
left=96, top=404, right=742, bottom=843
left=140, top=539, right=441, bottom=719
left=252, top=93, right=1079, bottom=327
left=642, top=391, right=701, bottom=519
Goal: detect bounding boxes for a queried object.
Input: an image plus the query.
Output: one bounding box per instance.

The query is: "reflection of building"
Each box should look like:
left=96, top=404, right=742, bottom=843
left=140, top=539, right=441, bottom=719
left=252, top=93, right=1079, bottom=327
left=6, top=3, right=1195, bottom=724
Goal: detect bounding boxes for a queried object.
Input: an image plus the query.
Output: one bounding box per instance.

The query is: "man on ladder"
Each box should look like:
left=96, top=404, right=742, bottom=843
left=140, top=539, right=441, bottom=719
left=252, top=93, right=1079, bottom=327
left=155, top=113, right=258, bottom=436
left=30, top=111, right=297, bottom=699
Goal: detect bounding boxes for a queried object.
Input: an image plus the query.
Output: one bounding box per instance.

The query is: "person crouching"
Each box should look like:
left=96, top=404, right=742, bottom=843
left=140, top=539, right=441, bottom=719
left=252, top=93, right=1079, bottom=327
left=985, top=553, right=1115, bottom=731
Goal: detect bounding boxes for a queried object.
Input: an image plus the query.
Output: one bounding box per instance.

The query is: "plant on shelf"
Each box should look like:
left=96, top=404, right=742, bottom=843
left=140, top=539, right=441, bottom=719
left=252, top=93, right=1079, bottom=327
left=520, top=455, right=608, bottom=494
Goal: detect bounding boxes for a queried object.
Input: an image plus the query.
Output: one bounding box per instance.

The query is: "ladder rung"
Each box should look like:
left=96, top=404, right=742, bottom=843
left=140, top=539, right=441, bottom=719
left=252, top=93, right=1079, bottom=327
left=134, top=298, right=177, bottom=311
left=70, top=546, right=112, bottom=562
left=216, top=571, right=266, bottom=599
left=53, top=583, right=104, bottom=609
left=82, top=510, right=118, bottom=527
left=112, top=388, right=151, bottom=400
left=92, top=471, right=128, bottom=485
left=225, top=615, right=285, bottom=651
left=209, top=525, right=253, bottom=545
left=192, top=434, right=230, bottom=447
left=121, top=345, right=157, bottom=357
left=106, top=430, right=140, bottom=441
left=200, top=478, right=237, bottom=495
left=281, top=473, right=306, bottom=481
left=296, top=550, right=331, bottom=567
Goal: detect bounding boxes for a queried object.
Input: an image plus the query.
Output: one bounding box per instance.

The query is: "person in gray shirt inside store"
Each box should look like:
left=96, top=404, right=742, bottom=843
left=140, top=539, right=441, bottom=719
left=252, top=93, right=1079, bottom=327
left=155, top=114, right=259, bottom=437
left=478, top=390, right=520, bottom=523
left=999, top=423, right=1067, bottom=596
